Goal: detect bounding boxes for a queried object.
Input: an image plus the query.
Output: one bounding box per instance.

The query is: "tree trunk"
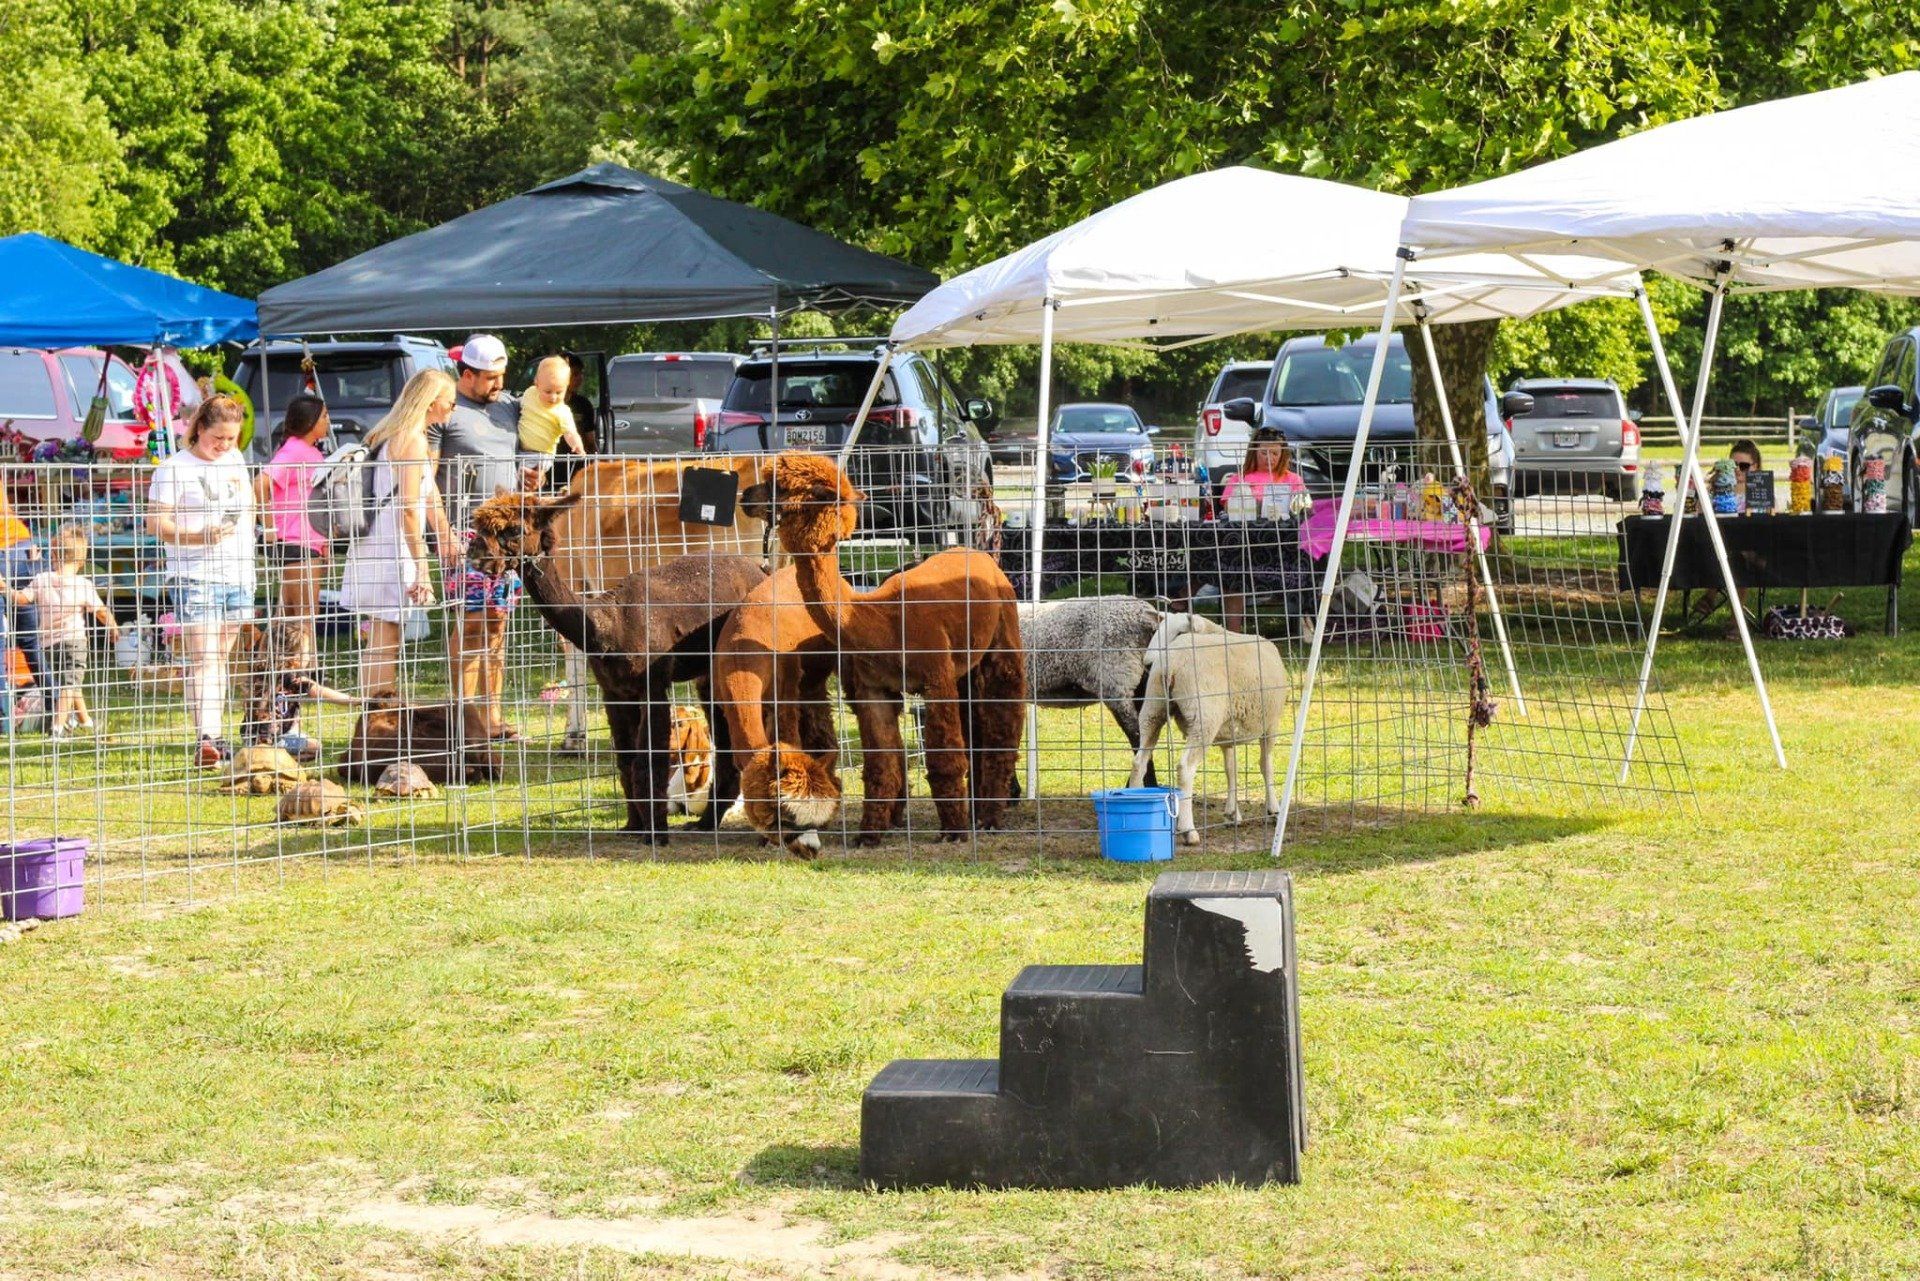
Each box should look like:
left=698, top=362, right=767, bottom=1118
left=1407, top=319, right=1498, bottom=504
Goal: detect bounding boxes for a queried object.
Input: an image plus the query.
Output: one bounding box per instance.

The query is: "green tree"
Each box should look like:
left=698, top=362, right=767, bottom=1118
left=0, top=0, right=122, bottom=246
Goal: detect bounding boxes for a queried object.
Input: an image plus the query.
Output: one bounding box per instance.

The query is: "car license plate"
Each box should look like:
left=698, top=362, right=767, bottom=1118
left=1554, top=431, right=1581, bottom=447
left=785, top=424, right=827, bottom=448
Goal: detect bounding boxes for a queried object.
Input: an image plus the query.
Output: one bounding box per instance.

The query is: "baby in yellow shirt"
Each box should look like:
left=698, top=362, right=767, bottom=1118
left=516, top=355, right=587, bottom=487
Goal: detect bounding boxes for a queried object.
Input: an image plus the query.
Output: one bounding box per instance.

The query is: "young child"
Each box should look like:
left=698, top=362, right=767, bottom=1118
left=239, top=621, right=359, bottom=762
left=515, top=355, right=587, bottom=490
left=452, top=553, right=523, bottom=741
left=14, top=524, right=120, bottom=739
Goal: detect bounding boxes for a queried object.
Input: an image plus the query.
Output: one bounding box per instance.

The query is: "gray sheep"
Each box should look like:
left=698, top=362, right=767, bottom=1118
left=1017, top=596, right=1163, bottom=787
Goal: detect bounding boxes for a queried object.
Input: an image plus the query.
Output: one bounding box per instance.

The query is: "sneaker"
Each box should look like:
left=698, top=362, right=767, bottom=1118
left=48, top=726, right=67, bottom=743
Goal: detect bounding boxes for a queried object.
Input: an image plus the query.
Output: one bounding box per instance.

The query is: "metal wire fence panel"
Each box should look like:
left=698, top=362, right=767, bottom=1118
left=0, top=439, right=1689, bottom=908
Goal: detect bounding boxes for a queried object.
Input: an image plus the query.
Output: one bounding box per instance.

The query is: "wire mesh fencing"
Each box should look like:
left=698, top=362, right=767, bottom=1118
left=0, top=436, right=1692, bottom=910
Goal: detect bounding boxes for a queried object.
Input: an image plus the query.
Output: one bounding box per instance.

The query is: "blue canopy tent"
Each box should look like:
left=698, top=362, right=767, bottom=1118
left=0, top=233, right=257, bottom=349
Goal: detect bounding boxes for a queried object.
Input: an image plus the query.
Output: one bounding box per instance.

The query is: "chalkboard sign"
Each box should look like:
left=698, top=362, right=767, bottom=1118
left=678, top=467, right=739, bottom=526
left=1745, top=468, right=1776, bottom=514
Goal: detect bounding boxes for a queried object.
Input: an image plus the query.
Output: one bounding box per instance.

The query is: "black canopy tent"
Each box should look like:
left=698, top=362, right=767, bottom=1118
left=255, top=163, right=938, bottom=453
left=256, top=164, right=938, bottom=333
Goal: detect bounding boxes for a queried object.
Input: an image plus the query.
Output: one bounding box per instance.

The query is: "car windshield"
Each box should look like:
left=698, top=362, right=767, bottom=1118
left=1824, top=389, right=1862, bottom=427
left=1272, top=347, right=1412, bottom=406
left=1210, top=368, right=1269, bottom=404
left=1527, top=389, right=1619, bottom=419
left=236, top=353, right=403, bottom=408
left=610, top=358, right=736, bottom=403
left=1054, top=406, right=1143, bottom=433
left=722, top=361, right=898, bottom=413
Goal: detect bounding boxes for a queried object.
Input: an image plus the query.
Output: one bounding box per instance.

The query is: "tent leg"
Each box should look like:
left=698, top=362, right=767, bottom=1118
left=837, top=349, right=894, bottom=464
left=764, top=308, right=780, bottom=455
left=1622, top=283, right=1785, bottom=778
left=1274, top=254, right=1408, bottom=856
left=1415, top=315, right=1525, bottom=716
left=1025, top=300, right=1057, bottom=801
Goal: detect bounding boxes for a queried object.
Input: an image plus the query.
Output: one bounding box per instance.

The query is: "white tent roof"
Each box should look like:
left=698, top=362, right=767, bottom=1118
left=1403, top=73, right=1920, bottom=294
left=891, top=167, right=1639, bottom=349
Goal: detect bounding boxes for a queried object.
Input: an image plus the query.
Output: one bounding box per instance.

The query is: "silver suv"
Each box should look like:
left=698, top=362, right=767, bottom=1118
left=1504, top=377, right=1642, bottom=501
left=231, top=337, right=454, bottom=461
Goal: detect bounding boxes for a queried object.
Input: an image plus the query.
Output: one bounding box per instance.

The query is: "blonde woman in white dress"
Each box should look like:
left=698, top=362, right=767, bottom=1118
left=339, top=369, right=456, bottom=698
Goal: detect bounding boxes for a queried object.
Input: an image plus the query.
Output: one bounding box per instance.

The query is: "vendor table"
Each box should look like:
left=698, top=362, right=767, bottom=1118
left=1616, top=512, right=1911, bottom=635
left=997, top=519, right=1318, bottom=629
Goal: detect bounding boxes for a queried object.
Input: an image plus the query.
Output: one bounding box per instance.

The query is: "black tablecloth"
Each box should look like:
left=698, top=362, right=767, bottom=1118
left=1617, top=513, right=1911, bottom=592
left=997, top=519, right=1316, bottom=610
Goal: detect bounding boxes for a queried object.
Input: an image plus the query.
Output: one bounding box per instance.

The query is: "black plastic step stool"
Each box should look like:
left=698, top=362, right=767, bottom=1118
left=861, top=869, right=1304, bottom=1189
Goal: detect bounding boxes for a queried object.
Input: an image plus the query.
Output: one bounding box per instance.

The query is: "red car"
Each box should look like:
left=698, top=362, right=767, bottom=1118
left=0, top=347, right=202, bottom=460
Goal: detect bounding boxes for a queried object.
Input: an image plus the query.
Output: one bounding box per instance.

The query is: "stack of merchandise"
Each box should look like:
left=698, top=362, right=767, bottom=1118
left=1820, top=455, right=1847, bottom=512
left=1710, top=459, right=1741, bottom=514
left=1640, top=460, right=1666, bottom=516
left=1860, top=456, right=1889, bottom=514
left=1788, top=455, right=1814, bottom=513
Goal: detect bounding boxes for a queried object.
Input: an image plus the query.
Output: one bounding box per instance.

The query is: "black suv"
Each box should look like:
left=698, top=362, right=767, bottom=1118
left=1849, top=326, right=1920, bottom=526
left=708, top=340, right=998, bottom=537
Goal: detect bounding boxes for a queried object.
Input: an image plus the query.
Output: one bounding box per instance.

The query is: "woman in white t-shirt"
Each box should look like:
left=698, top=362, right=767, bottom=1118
left=147, top=395, right=256, bottom=767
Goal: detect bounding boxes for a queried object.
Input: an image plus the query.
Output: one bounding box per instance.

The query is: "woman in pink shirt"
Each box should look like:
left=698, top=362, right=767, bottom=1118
left=253, top=394, right=332, bottom=633
left=1221, top=428, right=1305, bottom=506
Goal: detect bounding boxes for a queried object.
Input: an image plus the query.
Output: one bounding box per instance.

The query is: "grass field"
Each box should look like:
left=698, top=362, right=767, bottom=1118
left=2, top=558, right=1917, bottom=1278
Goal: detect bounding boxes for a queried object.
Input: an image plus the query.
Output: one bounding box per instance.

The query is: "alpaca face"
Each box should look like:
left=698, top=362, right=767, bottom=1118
left=467, top=494, right=546, bottom=574
left=741, top=743, right=842, bottom=857
left=755, top=451, right=862, bottom=553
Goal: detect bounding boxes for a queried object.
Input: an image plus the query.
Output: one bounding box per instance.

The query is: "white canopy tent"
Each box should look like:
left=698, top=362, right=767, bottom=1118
left=834, top=166, right=1642, bottom=844
left=1396, top=72, right=1920, bottom=780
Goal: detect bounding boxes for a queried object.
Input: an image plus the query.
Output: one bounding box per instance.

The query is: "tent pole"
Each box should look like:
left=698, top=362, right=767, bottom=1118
left=1622, top=282, right=1785, bottom=777
left=1274, top=253, right=1409, bottom=856
left=837, top=347, right=894, bottom=464
left=1414, top=313, right=1525, bottom=716
left=1025, top=299, right=1057, bottom=800
left=765, top=308, right=779, bottom=455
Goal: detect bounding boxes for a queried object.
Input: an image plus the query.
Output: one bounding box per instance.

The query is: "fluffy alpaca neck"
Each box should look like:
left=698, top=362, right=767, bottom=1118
left=791, top=545, right=900, bottom=650
left=518, top=555, right=616, bottom=654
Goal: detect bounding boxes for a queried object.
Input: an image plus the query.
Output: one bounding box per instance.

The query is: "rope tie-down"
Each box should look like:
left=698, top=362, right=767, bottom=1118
left=1449, top=476, right=1496, bottom=808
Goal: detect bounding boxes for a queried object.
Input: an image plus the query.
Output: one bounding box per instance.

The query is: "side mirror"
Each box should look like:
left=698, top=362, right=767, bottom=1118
left=1500, top=391, right=1535, bottom=419
left=1144, top=425, right=1161, bottom=436
left=964, top=396, right=998, bottom=427
left=1220, top=397, right=1259, bottom=425
left=1796, top=415, right=1818, bottom=431
left=1866, top=384, right=1912, bottom=418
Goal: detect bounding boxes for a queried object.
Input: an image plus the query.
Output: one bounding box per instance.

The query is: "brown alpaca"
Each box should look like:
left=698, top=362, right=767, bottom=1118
left=468, top=489, right=767, bottom=843
left=535, top=455, right=777, bottom=748
left=713, top=566, right=917, bottom=854
left=747, top=452, right=1026, bottom=840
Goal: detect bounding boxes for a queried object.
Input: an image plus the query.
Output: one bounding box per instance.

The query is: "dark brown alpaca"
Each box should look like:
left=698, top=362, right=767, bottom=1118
left=747, top=452, right=1026, bottom=840
left=468, top=489, right=767, bottom=843
left=713, top=566, right=918, bottom=854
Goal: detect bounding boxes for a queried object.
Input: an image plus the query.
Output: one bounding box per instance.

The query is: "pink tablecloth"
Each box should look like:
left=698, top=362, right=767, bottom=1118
left=1298, top=497, right=1490, bottom=561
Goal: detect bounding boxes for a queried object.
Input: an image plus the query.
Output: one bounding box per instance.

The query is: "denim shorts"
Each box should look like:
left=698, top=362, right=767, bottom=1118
left=168, top=579, right=257, bottom=625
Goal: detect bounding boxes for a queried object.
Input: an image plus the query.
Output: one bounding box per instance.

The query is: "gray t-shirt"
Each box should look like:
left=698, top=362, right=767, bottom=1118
left=430, top=392, right=519, bottom=522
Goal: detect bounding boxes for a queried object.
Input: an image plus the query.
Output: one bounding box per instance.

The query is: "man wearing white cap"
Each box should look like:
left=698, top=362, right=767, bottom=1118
left=432, top=333, right=522, bottom=737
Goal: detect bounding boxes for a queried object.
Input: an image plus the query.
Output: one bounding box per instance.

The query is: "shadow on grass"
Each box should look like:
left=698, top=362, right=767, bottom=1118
left=742, top=1143, right=863, bottom=1190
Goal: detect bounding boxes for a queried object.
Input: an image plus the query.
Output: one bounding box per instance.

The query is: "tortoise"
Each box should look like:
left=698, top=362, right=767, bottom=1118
left=223, top=744, right=304, bottom=795
left=373, top=761, right=441, bottom=801
left=276, top=779, right=366, bottom=828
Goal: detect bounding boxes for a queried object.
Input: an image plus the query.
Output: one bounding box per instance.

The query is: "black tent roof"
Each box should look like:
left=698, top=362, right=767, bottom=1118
left=256, top=164, right=938, bottom=335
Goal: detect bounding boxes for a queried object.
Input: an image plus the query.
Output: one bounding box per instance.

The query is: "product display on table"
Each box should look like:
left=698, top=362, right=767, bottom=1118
left=1641, top=460, right=1666, bottom=516
left=1789, top=455, right=1814, bottom=513
left=1861, top=456, right=1888, bottom=514
left=1821, top=454, right=1847, bottom=512
left=1710, top=458, right=1740, bottom=514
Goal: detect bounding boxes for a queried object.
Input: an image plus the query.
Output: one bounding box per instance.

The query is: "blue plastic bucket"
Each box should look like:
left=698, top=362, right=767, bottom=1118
left=1090, top=787, right=1179, bottom=863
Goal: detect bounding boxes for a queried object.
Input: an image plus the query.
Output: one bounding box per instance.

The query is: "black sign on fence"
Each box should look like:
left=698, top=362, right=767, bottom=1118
left=678, top=467, right=739, bottom=526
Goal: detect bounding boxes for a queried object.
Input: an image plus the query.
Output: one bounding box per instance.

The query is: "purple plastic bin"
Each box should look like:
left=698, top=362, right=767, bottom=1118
left=2, top=837, right=87, bottom=921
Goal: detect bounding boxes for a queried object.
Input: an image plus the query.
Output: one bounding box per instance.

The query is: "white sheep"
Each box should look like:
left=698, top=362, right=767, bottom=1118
left=1128, top=612, right=1290, bottom=845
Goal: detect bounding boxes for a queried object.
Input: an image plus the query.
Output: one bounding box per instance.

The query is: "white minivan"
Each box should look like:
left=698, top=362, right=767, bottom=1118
left=1194, top=360, right=1272, bottom=483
